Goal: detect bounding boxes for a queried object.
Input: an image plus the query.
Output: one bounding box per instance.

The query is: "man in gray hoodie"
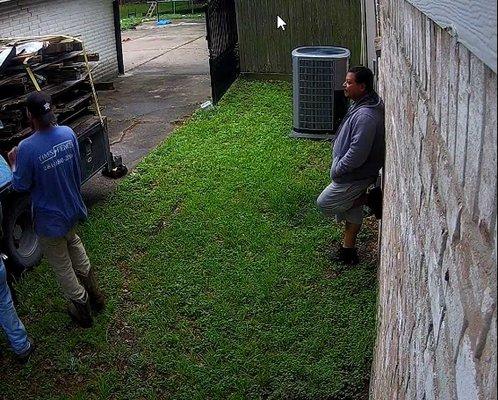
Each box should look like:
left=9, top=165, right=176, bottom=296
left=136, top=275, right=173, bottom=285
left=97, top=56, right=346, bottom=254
left=317, top=66, right=385, bottom=265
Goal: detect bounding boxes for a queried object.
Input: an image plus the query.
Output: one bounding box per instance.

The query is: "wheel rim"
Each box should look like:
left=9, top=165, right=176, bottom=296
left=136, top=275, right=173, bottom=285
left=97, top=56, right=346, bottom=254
left=12, top=208, right=38, bottom=259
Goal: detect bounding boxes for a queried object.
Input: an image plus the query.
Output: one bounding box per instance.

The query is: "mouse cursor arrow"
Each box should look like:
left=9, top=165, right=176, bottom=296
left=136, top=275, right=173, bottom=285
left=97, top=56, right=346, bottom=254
left=277, top=16, right=287, bottom=30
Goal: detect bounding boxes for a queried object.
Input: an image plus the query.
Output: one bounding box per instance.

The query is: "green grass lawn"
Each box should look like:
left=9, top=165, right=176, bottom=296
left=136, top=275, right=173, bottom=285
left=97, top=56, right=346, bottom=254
left=120, top=1, right=205, bottom=31
left=0, top=80, right=377, bottom=400
left=120, top=16, right=145, bottom=31
left=120, top=2, right=205, bottom=18
left=121, top=14, right=205, bottom=31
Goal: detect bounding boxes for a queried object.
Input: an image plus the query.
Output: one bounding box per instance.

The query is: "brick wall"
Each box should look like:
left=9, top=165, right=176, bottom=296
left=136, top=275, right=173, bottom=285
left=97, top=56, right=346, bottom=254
left=0, top=0, right=118, bottom=80
left=371, top=0, right=497, bottom=399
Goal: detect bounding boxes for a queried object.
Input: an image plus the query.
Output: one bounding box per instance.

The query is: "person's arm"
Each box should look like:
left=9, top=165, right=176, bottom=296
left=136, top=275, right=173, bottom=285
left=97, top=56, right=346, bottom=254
left=7, top=147, right=17, bottom=170
left=11, top=143, right=33, bottom=192
left=331, top=113, right=377, bottom=179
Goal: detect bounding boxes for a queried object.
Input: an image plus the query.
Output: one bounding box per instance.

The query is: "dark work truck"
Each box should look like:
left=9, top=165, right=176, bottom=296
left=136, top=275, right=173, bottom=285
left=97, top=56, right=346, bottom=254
left=0, top=36, right=126, bottom=274
left=0, top=117, right=126, bottom=273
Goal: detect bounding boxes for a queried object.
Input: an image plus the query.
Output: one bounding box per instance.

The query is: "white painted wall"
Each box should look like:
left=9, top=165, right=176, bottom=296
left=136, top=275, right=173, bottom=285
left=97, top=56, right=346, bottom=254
left=405, top=0, right=497, bottom=72
left=0, top=0, right=119, bottom=80
left=361, top=0, right=378, bottom=71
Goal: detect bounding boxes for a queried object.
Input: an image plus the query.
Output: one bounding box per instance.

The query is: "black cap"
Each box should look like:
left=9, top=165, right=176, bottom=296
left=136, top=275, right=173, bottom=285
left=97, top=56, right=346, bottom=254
left=26, top=91, right=56, bottom=126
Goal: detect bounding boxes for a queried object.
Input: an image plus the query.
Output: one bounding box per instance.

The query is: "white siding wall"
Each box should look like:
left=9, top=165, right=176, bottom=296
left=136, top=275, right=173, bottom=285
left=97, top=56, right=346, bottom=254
left=405, top=0, right=497, bottom=73
left=0, top=0, right=118, bottom=80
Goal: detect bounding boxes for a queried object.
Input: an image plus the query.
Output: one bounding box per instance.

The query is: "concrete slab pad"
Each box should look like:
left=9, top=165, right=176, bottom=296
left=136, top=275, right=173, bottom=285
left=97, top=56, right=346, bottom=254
left=122, top=23, right=207, bottom=72
left=140, top=49, right=209, bottom=75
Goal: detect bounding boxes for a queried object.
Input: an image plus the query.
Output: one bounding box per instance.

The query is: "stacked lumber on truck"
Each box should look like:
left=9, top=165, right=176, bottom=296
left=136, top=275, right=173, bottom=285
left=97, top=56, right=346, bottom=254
left=0, top=36, right=101, bottom=152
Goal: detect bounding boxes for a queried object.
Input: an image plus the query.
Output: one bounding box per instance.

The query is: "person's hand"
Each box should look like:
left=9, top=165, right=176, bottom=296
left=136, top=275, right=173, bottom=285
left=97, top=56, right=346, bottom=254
left=8, top=147, right=17, bottom=168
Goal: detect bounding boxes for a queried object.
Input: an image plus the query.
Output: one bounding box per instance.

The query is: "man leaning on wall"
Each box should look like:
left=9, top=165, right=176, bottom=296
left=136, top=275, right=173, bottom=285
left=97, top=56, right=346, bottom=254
left=317, top=66, right=385, bottom=265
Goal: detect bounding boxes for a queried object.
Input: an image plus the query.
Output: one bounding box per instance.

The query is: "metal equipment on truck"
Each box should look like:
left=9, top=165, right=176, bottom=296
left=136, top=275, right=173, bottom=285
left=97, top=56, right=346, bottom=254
left=0, top=35, right=127, bottom=273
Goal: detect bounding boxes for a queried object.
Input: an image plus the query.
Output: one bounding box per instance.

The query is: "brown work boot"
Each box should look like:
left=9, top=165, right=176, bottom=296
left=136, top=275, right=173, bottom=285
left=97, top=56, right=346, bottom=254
left=67, top=291, right=93, bottom=328
left=77, top=269, right=105, bottom=313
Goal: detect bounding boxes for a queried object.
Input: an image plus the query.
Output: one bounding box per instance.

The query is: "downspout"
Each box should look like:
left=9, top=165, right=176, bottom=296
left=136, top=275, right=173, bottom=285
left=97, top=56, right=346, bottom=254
left=113, top=0, right=125, bottom=75
left=361, top=0, right=379, bottom=71
left=360, top=0, right=367, bottom=66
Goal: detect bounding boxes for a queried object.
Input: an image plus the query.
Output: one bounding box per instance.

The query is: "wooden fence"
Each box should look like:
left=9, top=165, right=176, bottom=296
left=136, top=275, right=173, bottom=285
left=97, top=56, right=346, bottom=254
left=234, top=0, right=362, bottom=75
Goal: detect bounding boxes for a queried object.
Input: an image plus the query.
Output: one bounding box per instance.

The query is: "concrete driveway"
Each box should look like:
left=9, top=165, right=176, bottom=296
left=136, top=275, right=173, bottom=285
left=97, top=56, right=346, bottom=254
left=82, top=20, right=211, bottom=205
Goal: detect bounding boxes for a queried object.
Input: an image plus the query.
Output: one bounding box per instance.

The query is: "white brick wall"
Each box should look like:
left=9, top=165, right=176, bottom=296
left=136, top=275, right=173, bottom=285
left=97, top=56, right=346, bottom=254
left=371, top=0, right=497, bottom=399
left=0, top=0, right=118, bottom=80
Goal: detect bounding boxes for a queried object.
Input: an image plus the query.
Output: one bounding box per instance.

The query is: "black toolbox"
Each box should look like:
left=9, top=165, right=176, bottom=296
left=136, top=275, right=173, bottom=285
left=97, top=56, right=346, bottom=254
left=73, top=115, right=111, bottom=184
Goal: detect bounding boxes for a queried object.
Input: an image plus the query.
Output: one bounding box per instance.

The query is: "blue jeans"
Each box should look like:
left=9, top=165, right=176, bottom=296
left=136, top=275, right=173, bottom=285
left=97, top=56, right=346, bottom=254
left=0, top=259, right=30, bottom=355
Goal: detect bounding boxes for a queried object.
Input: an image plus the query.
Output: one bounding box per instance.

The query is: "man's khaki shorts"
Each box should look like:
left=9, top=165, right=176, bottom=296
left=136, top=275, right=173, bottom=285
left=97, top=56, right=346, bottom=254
left=316, top=178, right=375, bottom=225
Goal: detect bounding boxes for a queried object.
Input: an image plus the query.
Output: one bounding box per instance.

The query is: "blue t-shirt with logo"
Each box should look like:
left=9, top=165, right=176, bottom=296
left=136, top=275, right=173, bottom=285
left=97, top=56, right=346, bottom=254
left=12, top=125, right=87, bottom=238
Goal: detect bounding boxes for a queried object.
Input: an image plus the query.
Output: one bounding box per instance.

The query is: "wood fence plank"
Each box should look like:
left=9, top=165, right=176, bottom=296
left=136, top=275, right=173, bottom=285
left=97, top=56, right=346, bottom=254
left=234, top=0, right=362, bottom=74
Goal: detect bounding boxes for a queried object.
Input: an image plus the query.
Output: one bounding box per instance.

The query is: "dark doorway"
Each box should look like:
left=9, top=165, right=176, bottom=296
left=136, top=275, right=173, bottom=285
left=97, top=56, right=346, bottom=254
left=205, top=0, right=240, bottom=103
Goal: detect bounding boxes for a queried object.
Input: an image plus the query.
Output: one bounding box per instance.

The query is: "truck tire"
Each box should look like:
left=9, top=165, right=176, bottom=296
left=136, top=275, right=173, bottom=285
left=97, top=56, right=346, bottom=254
left=2, top=194, right=43, bottom=273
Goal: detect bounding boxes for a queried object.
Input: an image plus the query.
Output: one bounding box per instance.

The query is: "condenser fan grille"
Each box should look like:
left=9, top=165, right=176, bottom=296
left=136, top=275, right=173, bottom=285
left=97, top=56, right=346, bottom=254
left=291, top=46, right=350, bottom=140
left=298, top=59, right=335, bottom=130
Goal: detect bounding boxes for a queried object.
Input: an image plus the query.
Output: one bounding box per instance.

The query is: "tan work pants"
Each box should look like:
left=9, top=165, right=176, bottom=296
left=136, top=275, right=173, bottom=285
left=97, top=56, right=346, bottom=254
left=39, top=226, right=91, bottom=302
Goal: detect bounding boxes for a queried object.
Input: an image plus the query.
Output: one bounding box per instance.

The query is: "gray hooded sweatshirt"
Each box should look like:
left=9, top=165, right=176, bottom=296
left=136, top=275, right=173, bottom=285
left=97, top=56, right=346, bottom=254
left=330, top=91, right=385, bottom=183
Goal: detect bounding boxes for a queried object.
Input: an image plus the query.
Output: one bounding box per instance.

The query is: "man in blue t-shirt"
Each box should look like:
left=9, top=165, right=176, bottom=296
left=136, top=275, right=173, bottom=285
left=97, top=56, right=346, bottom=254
left=8, top=92, right=105, bottom=328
